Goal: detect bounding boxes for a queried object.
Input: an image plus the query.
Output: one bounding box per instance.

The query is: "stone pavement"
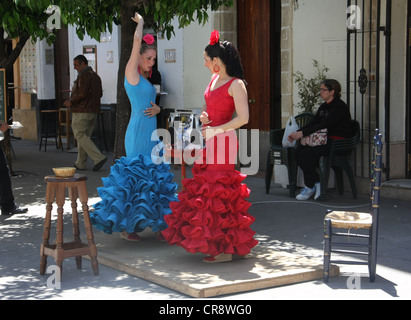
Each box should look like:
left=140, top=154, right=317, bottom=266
left=0, top=138, right=410, bottom=302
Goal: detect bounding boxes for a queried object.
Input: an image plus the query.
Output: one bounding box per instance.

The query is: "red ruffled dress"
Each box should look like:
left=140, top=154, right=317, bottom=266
left=162, top=75, right=258, bottom=256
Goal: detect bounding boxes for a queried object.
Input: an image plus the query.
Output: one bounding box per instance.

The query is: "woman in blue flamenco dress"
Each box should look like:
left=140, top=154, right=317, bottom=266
left=90, top=12, right=178, bottom=241
left=162, top=30, right=258, bottom=262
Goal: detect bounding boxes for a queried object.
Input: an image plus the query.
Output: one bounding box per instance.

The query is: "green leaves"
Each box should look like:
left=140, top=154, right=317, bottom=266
left=59, top=0, right=121, bottom=42
left=140, top=0, right=233, bottom=39
left=294, top=60, right=329, bottom=114
left=2, top=0, right=234, bottom=43
left=1, top=0, right=49, bottom=40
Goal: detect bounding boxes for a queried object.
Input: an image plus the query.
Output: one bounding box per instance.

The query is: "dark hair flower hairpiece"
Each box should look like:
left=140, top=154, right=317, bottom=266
left=143, top=34, right=155, bottom=45
left=209, top=29, right=220, bottom=45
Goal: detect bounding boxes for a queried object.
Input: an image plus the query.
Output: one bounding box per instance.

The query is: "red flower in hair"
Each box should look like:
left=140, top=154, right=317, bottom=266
left=209, top=29, right=220, bottom=45
left=143, top=34, right=155, bottom=45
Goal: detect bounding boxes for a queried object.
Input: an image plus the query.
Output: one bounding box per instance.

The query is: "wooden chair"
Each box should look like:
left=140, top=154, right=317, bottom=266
left=58, top=107, right=72, bottom=150
left=323, top=129, right=383, bottom=283
left=317, top=120, right=360, bottom=200
left=265, top=112, right=314, bottom=196
left=39, top=109, right=61, bottom=152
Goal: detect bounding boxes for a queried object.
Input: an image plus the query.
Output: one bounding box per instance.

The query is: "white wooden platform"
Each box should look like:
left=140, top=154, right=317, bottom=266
left=89, top=230, right=339, bottom=298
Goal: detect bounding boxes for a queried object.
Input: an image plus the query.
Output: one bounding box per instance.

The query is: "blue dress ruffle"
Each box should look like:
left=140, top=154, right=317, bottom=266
left=90, top=154, right=178, bottom=234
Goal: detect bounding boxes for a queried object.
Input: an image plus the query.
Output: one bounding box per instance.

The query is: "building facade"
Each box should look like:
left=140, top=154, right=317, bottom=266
left=10, top=0, right=411, bottom=188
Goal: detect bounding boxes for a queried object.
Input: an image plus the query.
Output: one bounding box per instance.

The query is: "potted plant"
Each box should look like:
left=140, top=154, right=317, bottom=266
left=294, top=59, right=329, bottom=114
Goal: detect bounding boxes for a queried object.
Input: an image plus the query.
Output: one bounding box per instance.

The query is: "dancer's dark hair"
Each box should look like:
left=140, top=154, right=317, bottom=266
left=205, top=41, right=244, bottom=80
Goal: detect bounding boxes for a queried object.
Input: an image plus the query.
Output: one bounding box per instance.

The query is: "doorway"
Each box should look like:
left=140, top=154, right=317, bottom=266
left=237, top=0, right=281, bottom=131
left=54, top=26, right=71, bottom=108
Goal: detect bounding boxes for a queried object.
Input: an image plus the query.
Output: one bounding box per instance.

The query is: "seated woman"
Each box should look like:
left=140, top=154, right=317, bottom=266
left=287, top=79, right=352, bottom=201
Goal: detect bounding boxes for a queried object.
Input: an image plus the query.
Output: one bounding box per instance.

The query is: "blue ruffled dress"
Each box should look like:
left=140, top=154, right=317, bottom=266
left=90, top=76, right=178, bottom=234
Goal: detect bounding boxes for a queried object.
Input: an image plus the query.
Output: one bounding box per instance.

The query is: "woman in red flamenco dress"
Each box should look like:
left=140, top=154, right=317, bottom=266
left=162, top=30, right=258, bottom=263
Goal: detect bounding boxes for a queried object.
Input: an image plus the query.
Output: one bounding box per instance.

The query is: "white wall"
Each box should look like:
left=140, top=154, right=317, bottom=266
left=389, top=0, right=407, bottom=142
left=293, top=0, right=348, bottom=105
left=293, top=0, right=407, bottom=142
left=157, top=13, right=214, bottom=112
left=67, top=24, right=120, bottom=104
left=67, top=15, right=214, bottom=112
left=157, top=20, right=184, bottom=110
left=182, top=16, right=214, bottom=110
left=36, top=39, right=55, bottom=100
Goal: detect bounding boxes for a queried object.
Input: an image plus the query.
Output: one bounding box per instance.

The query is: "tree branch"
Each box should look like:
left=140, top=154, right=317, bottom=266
left=0, top=34, right=30, bottom=69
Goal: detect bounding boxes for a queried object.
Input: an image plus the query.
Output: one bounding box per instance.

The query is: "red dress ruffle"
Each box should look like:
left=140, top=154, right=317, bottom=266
left=162, top=160, right=258, bottom=256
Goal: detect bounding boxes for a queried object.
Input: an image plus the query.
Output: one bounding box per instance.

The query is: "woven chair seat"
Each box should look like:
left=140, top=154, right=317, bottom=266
left=325, top=210, right=372, bottom=229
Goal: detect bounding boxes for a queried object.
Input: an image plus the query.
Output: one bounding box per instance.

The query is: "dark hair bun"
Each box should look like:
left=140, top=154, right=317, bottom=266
left=204, top=39, right=245, bottom=80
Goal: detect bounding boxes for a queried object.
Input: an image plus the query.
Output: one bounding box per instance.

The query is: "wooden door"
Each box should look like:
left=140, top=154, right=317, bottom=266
left=237, top=0, right=275, bottom=131
left=54, top=26, right=71, bottom=108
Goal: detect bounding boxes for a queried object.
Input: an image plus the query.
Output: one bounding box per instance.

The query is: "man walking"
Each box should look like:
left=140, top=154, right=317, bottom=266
left=64, top=55, right=107, bottom=171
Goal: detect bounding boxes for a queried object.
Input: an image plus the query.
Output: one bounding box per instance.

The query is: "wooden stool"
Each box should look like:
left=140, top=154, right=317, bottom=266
left=40, top=174, right=99, bottom=277
left=58, top=107, right=72, bottom=150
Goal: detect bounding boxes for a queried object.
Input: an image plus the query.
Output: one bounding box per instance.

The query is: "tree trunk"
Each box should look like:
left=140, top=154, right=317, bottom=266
left=0, top=28, right=29, bottom=69
left=0, top=28, right=6, bottom=65
left=113, top=0, right=136, bottom=160
left=0, top=27, right=29, bottom=174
